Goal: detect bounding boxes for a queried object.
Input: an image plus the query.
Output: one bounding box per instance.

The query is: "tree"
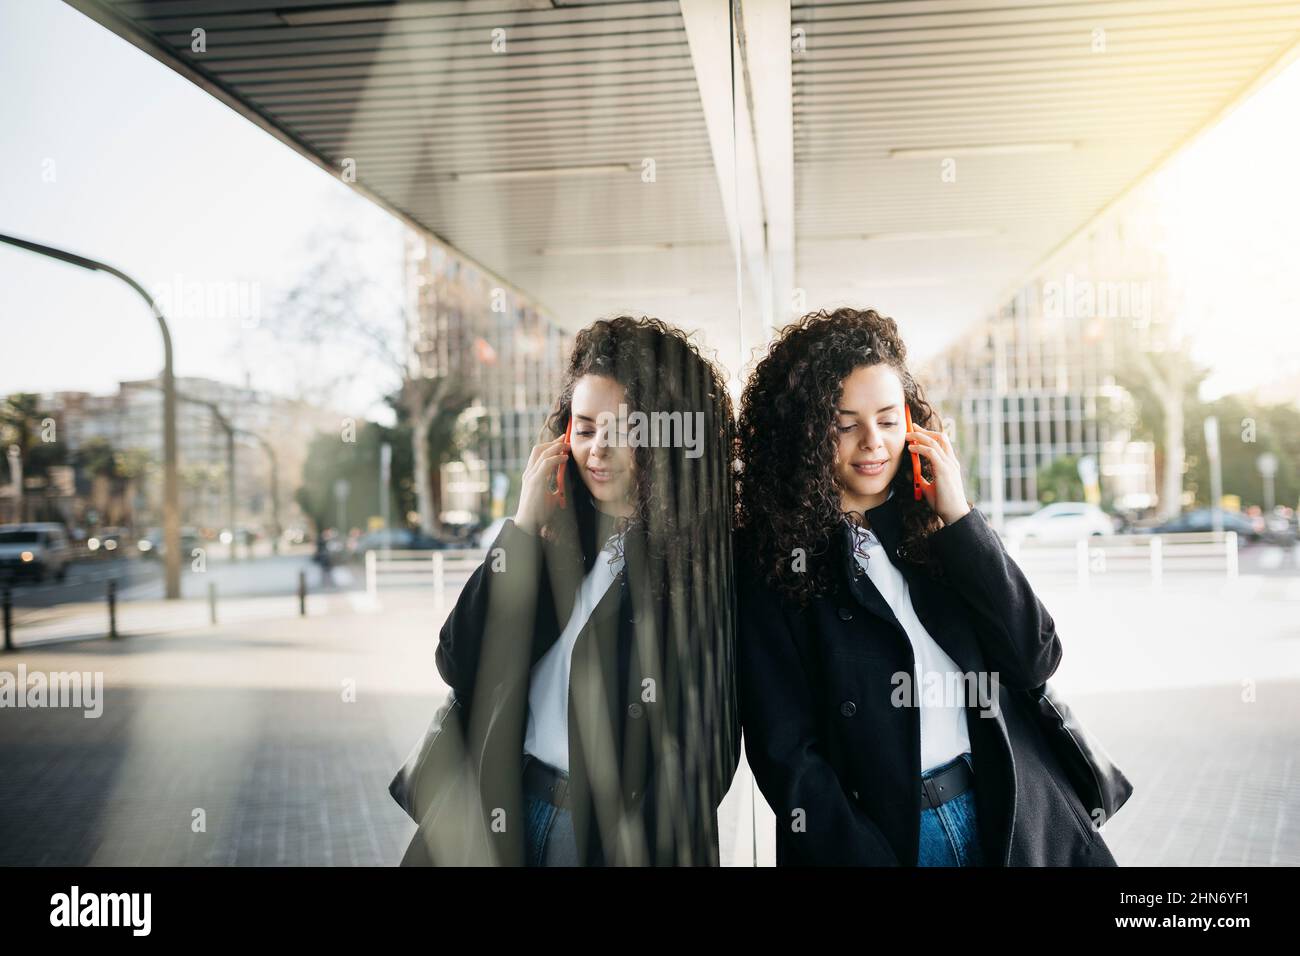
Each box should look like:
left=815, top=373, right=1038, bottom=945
left=76, top=437, right=118, bottom=478
left=267, top=224, right=469, bottom=534
left=387, top=384, right=473, bottom=527
left=1037, top=455, right=1085, bottom=505
left=0, top=393, right=42, bottom=454
left=0, top=393, right=64, bottom=480
left=2, top=394, right=71, bottom=522
left=295, top=419, right=416, bottom=535
left=1114, top=346, right=1209, bottom=519
left=1184, top=396, right=1300, bottom=512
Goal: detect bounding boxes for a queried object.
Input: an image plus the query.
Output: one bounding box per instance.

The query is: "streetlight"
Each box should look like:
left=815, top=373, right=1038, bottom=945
left=333, top=479, right=350, bottom=535
left=190, top=399, right=238, bottom=562
left=0, top=233, right=181, bottom=598
left=5, top=445, right=21, bottom=523
left=4, top=442, right=22, bottom=522
left=137, top=386, right=238, bottom=562
left=146, top=387, right=280, bottom=559
left=250, top=433, right=281, bottom=555
left=379, top=442, right=392, bottom=534
left=1204, top=416, right=1223, bottom=535
left=1258, top=452, right=1278, bottom=512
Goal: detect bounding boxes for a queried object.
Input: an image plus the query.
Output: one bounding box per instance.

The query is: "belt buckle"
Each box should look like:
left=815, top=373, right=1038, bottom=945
left=921, top=775, right=945, bottom=809
left=529, top=758, right=568, bottom=809
left=925, top=764, right=967, bottom=806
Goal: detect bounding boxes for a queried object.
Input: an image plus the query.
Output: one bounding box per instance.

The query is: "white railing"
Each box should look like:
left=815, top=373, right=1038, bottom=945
left=363, top=548, right=485, bottom=607
left=1003, top=532, right=1239, bottom=588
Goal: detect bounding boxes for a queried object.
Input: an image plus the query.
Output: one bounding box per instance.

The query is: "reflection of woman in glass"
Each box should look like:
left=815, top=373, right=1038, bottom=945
left=405, top=316, right=739, bottom=866
left=734, top=307, right=1117, bottom=866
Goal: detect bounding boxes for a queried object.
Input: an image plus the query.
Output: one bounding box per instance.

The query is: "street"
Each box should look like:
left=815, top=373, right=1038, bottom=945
left=3, top=549, right=360, bottom=611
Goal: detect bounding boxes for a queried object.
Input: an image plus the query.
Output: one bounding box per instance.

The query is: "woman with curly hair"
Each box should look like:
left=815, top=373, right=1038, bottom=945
left=402, top=315, right=739, bottom=866
left=735, top=306, right=1118, bottom=867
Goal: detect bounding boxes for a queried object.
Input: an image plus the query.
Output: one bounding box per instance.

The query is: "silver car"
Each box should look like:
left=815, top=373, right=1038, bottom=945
left=0, top=523, right=71, bottom=582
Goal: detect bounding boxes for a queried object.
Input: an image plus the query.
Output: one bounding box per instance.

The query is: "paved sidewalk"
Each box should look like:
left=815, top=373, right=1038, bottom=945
left=1, top=576, right=1296, bottom=865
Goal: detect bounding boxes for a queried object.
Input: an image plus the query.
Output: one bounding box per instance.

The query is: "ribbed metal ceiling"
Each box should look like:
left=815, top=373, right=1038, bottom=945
left=66, top=0, right=737, bottom=339
left=792, top=0, right=1300, bottom=343
left=63, top=0, right=1300, bottom=357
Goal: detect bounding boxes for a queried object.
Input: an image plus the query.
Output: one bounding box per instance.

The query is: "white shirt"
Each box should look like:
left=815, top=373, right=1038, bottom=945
left=848, top=496, right=971, bottom=774
left=523, top=531, right=626, bottom=772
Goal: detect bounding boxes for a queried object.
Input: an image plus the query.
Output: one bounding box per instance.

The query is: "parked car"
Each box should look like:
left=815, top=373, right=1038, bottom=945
left=1143, top=509, right=1264, bottom=543
left=348, top=528, right=453, bottom=561
left=1003, top=502, right=1116, bottom=543
left=0, top=523, right=71, bottom=582
left=87, top=526, right=129, bottom=557
left=1262, top=509, right=1298, bottom=544
left=137, top=527, right=203, bottom=559
left=218, top=527, right=258, bottom=546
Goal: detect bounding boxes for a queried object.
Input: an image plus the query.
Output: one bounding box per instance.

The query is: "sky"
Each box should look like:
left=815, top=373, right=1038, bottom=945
left=2, top=0, right=1299, bottom=413
left=0, top=0, right=405, bottom=418
left=1149, top=47, right=1300, bottom=401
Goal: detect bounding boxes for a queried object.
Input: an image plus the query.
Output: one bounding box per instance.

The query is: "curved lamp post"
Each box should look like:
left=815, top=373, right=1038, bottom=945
left=0, top=232, right=181, bottom=599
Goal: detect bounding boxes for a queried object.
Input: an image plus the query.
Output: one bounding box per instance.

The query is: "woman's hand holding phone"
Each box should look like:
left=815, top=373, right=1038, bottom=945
left=514, top=433, right=569, bottom=535
left=554, top=417, right=572, bottom=507
left=905, top=412, right=971, bottom=527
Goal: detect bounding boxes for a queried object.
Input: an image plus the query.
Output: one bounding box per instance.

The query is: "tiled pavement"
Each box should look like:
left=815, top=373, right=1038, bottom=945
left=1, top=578, right=1296, bottom=866
left=0, top=593, right=435, bottom=866
left=1060, top=682, right=1299, bottom=866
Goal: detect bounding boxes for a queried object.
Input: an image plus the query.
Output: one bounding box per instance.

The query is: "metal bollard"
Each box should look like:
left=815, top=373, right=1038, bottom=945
left=2, top=587, right=12, bottom=652
left=209, top=581, right=217, bottom=625
left=298, top=570, right=306, bottom=617
left=108, top=579, right=118, bottom=640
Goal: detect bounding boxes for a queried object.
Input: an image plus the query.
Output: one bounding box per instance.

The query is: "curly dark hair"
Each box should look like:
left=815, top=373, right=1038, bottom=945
left=540, top=316, right=735, bottom=596
left=539, top=316, right=739, bottom=858
left=736, top=306, right=955, bottom=606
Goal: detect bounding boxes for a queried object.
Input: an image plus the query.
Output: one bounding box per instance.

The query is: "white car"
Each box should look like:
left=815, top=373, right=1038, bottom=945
left=0, top=522, right=72, bottom=582
left=1003, top=503, right=1115, bottom=543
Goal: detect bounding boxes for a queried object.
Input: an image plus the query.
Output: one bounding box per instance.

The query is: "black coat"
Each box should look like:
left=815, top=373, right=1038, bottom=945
left=736, top=492, right=1118, bottom=866
left=403, top=517, right=739, bottom=866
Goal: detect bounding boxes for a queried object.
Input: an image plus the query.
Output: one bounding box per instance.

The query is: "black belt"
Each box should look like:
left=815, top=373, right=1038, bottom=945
left=522, top=754, right=571, bottom=809
left=920, top=755, right=974, bottom=810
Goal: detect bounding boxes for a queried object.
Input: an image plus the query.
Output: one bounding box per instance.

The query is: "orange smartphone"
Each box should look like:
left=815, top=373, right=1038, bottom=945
left=905, top=405, right=935, bottom=501
left=553, top=417, right=573, bottom=507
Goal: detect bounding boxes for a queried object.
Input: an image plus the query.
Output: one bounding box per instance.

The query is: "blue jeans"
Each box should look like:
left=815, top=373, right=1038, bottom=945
left=917, top=753, right=985, bottom=866
left=522, top=755, right=580, bottom=866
